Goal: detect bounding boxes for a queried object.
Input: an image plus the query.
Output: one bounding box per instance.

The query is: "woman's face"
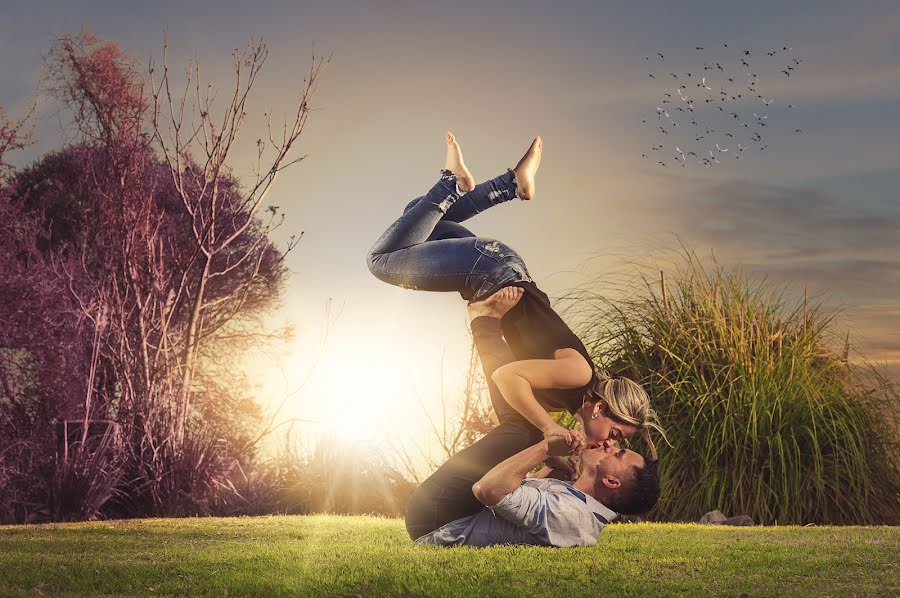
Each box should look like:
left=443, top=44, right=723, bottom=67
left=582, top=402, right=640, bottom=444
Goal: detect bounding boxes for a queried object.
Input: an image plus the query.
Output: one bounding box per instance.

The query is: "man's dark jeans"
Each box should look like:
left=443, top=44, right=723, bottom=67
left=404, top=317, right=543, bottom=541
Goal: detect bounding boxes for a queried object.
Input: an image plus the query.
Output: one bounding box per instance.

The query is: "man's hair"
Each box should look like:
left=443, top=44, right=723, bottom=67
left=604, top=459, right=660, bottom=516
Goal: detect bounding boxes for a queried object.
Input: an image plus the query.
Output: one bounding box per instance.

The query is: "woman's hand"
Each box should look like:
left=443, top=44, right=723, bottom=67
left=542, top=423, right=585, bottom=454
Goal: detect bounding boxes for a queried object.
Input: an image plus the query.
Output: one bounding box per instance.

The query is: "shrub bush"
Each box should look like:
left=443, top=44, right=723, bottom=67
left=564, top=246, right=900, bottom=524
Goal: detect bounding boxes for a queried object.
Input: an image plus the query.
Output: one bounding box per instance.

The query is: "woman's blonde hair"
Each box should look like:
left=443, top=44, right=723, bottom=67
left=587, top=374, right=668, bottom=460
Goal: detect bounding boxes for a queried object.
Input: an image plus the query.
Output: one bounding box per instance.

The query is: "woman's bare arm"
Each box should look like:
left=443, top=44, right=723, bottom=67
left=491, top=349, right=593, bottom=435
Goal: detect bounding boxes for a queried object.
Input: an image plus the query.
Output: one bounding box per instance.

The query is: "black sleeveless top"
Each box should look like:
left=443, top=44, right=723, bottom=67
left=499, top=281, right=599, bottom=414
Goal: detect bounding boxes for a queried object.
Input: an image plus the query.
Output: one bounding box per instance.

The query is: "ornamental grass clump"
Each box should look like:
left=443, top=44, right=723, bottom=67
left=564, top=246, right=900, bottom=525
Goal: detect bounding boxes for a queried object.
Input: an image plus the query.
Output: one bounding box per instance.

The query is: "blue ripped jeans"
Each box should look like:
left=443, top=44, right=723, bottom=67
left=366, top=169, right=533, bottom=302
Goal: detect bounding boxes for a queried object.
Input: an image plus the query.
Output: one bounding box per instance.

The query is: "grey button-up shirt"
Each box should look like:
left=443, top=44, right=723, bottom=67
left=414, top=478, right=618, bottom=547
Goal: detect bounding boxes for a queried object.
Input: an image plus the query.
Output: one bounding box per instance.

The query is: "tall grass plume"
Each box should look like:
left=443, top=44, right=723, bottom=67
left=562, top=245, right=899, bottom=524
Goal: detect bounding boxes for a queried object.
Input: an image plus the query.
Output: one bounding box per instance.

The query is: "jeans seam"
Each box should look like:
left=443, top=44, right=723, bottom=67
left=377, top=269, right=479, bottom=280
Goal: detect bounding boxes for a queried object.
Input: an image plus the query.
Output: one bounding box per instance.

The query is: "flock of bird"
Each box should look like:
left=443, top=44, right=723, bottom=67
left=642, top=43, right=802, bottom=168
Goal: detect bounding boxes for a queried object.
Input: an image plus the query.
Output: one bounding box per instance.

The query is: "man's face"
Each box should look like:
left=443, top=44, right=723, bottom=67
left=581, top=444, right=645, bottom=481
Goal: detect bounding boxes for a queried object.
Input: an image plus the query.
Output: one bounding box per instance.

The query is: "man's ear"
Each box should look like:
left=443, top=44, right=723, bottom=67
left=602, top=475, right=621, bottom=490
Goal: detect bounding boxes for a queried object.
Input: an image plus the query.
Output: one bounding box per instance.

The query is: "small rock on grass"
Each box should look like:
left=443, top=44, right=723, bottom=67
left=699, top=510, right=727, bottom=524
left=724, top=515, right=754, bottom=526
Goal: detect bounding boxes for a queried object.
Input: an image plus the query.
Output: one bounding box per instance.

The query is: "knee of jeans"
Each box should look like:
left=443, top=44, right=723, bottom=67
left=402, top=197, right=420, bottom=214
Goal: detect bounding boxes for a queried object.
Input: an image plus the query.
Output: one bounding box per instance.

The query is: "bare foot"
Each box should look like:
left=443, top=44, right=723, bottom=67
left=467, top=286, right=524, bottom=319
left=444, top=130, right=475, bottom=192
left=513, top=136, right=542, bottom=200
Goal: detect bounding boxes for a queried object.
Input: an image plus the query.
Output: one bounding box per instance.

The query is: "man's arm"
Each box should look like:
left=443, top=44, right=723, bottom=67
left=472, top=437, right=569, bottom=506
left=471, top=438, right=602, bottom=548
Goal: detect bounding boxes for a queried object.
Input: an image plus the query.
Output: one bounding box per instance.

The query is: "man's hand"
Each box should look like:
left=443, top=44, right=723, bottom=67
left=468, top=286, right=524, bottom=319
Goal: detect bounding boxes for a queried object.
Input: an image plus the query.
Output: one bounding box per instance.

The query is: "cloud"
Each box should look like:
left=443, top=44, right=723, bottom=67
left=668, top=180, right=900, bottom=263
left=645, top=178, right=900, bottom=371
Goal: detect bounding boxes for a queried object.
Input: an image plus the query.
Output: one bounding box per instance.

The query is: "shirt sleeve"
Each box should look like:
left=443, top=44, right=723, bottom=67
left=488, top=483, right=603, bottom=547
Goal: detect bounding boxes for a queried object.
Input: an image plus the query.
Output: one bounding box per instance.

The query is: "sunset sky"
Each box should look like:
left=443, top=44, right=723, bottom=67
left=2, top=1, right=898, bottom=471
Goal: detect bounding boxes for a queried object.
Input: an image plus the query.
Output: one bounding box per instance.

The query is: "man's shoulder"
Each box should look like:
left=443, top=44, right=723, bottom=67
left=522, top=479, right=615, bottom=524
left=520, top=479, right=595, bottom=510
left=516, top=479, right=606, bottom=547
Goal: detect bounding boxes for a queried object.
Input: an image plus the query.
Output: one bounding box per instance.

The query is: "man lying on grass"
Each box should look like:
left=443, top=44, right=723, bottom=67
left=415, top=436, right=659, bottom=547
left=406, top=288, right=660, bottom=547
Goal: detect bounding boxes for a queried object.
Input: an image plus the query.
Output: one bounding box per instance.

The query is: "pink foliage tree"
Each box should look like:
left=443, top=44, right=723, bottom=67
left=0, top=30, right=327, bottom=520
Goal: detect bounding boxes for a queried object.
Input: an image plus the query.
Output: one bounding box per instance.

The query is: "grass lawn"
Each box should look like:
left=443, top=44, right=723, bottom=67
left=0, top=515, right=897, bottom=597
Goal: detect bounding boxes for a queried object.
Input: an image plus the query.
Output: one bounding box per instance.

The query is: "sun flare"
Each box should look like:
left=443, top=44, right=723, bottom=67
left=313, top=346, right=416, bottom=446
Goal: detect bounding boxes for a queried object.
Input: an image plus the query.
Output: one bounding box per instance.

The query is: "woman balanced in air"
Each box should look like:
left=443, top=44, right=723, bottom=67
left=366, top=131, right=663, bottom=460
